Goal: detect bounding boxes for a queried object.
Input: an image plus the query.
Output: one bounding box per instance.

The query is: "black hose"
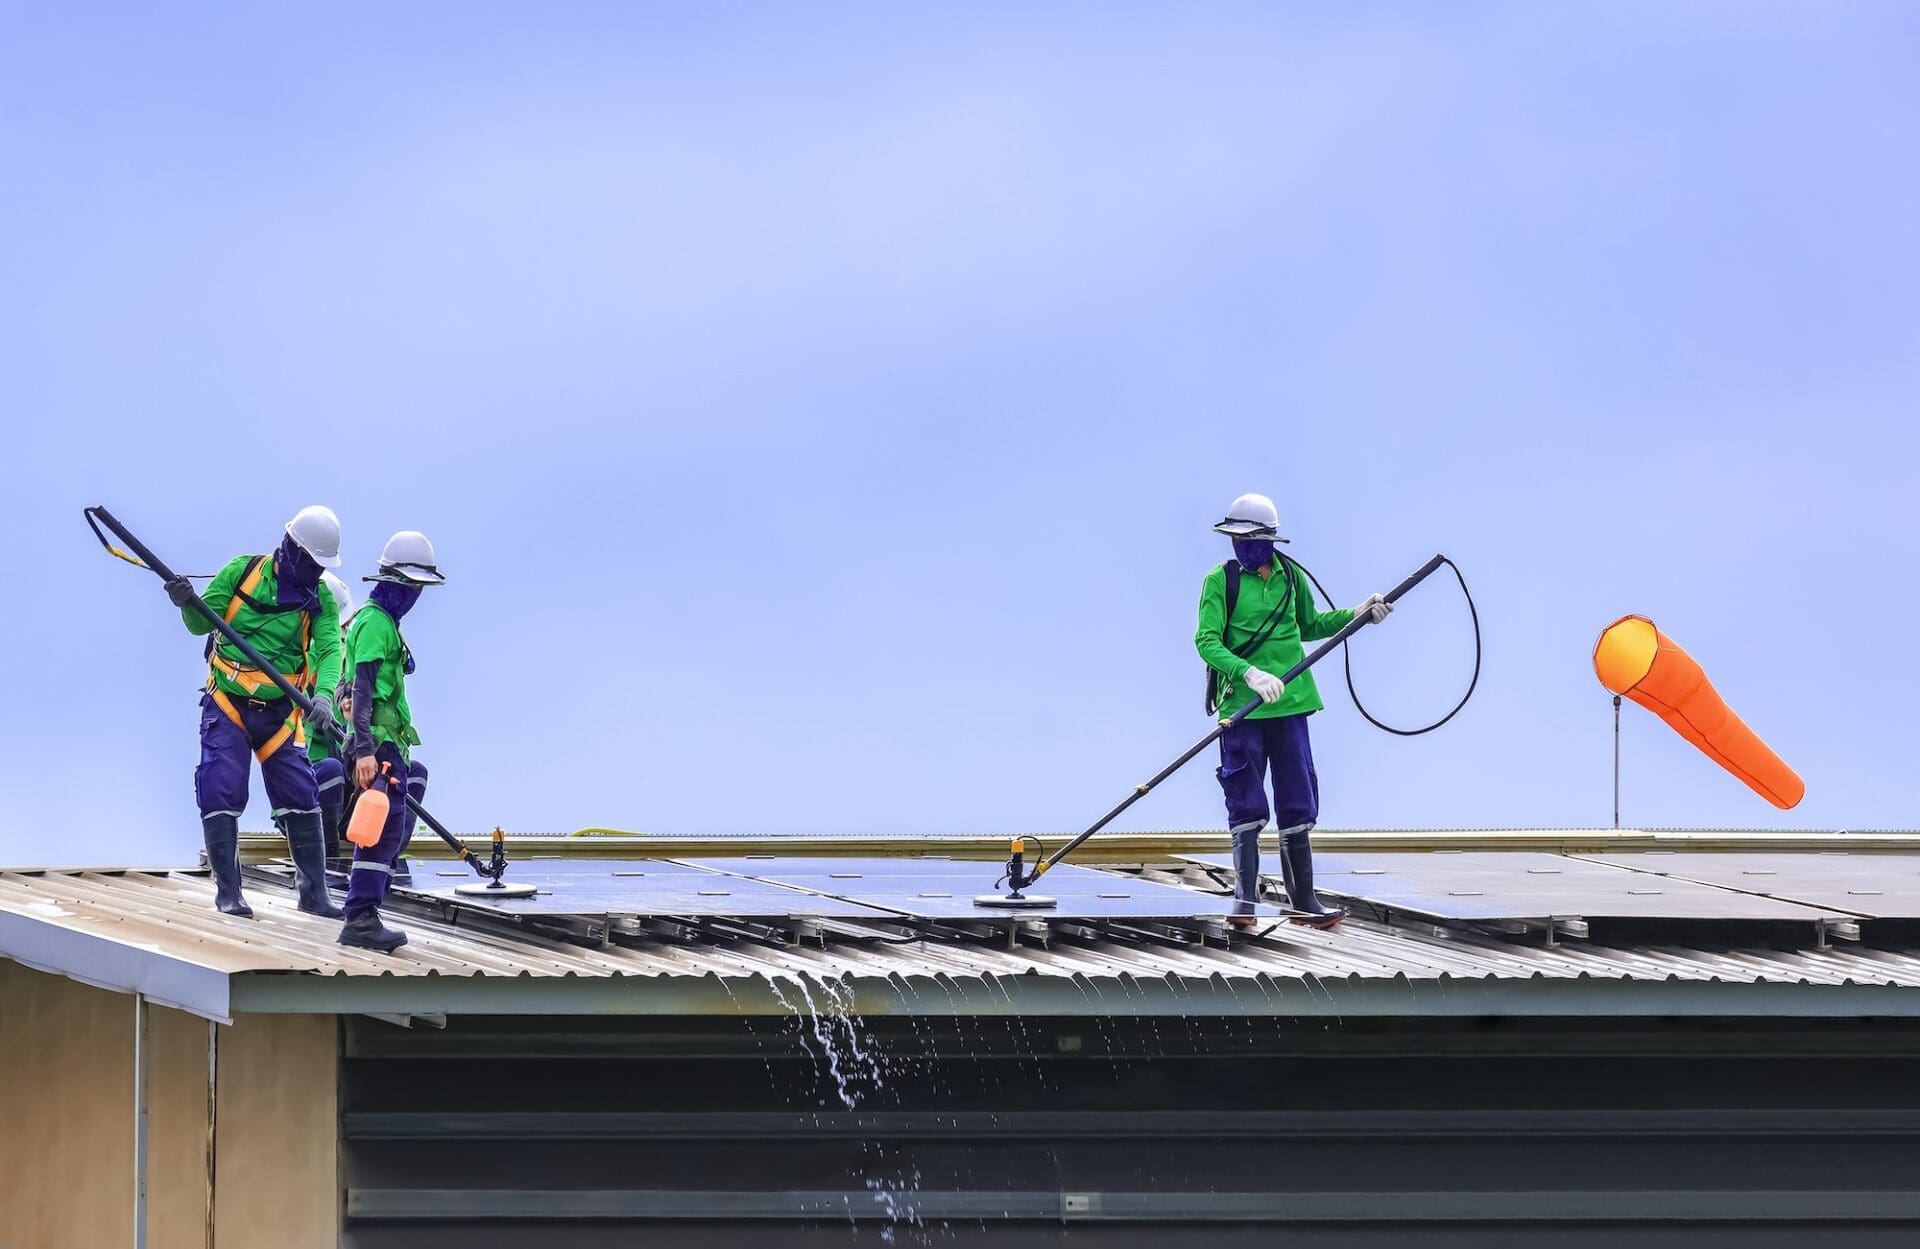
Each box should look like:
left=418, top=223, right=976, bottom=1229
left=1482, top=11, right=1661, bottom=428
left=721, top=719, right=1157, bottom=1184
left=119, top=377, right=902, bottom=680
left=1284, top=554, right=1480, bottom=737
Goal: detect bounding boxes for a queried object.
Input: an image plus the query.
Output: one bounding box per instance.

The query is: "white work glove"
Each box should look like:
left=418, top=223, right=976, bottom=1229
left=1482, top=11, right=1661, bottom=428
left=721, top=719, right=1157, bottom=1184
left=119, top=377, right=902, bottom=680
left=1355, top=593, right=1393, bottom=625
left=1243, top=666, right=1286, bottom=704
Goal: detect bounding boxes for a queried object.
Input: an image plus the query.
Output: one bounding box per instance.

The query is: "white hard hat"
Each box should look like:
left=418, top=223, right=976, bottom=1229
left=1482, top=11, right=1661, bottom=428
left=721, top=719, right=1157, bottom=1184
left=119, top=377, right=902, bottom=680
left=369, top=530, right=446, bottom=586
left=321, top=571, right=355, bottom=622
left=1212, top=492, right=1286, bottom=541
left=285, top=505, right=343, bottom=568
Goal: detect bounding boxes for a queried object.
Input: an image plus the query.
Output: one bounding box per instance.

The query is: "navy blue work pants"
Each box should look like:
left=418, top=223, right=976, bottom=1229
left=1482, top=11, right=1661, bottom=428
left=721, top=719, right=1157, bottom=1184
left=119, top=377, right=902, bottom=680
left=1215, top=712, right=1319, bottom=902
left=343, top=742, right=428, bottom=918
left=194, top=693, right=318, bottom=819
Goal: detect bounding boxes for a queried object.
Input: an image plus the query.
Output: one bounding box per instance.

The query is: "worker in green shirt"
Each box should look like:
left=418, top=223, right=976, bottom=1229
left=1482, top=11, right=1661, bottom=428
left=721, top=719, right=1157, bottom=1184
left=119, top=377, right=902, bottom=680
left=1194, top=493, right=1391, bottom=928
left=305, top=571, right=356, bottom=859
left=167, top=506, right=347, bottom=919
left=338, top=530, right=446, bottom=952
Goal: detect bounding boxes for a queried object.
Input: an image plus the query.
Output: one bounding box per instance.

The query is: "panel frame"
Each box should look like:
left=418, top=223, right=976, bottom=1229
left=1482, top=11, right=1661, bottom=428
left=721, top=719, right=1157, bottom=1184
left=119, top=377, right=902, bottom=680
left=1178, top=851, right=1852, bottom=931
left=1578, top=851, right=1920, bottom=921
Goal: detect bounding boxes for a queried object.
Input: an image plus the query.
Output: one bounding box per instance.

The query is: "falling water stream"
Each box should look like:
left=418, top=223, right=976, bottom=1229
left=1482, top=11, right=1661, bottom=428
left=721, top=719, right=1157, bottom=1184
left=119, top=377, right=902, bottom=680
left=748, top=958, right=1331, bottom=1244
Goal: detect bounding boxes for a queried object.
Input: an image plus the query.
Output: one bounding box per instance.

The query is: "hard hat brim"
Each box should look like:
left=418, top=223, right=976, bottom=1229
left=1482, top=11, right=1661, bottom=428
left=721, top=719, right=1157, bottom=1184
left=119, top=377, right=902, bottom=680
left=1212, top=520, right=1287, bottom=540
left=366, top=565, right=447, bottom=587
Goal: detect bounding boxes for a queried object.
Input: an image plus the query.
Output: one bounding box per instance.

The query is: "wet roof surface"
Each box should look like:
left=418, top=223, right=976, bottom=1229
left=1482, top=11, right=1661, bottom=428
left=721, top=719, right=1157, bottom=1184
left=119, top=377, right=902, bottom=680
left=11, top=851, right=1920, bottom=1024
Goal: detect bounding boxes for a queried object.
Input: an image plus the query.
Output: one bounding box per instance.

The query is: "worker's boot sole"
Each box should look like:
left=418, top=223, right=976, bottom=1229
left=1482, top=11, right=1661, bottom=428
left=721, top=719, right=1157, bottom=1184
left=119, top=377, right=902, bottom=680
left=1288, top=910, right=1346, bottom=931
left=338, top=912, right=409, bottom=953
left=338, top=928, right=408, bottom=953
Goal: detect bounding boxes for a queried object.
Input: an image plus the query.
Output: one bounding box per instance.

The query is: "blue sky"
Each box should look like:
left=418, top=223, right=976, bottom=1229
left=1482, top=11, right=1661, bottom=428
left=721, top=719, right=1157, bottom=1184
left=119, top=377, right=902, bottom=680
left=3, top=2, right=1915, bottom=866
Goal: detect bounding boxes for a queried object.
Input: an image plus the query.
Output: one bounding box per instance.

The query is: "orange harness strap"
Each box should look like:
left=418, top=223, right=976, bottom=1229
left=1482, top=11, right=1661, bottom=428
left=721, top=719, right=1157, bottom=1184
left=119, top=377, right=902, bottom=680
left=206, top=556, right=311, bottom=702
left=206, top=559, right=315, bottom=751
left=208, top=690, right=307, bottom=763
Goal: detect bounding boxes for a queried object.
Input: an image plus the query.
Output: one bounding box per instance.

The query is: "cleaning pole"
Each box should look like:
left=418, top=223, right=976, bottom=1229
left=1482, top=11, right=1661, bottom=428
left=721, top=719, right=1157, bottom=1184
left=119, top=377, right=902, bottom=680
left=978, top=553, right=1455, bottom=909
left=84, top=505, right=533, bottom=895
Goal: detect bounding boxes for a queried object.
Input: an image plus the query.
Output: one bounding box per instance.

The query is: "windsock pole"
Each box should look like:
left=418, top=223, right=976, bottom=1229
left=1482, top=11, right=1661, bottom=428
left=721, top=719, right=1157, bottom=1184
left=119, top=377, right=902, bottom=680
left=1612, top=694, right=1622, bottom=829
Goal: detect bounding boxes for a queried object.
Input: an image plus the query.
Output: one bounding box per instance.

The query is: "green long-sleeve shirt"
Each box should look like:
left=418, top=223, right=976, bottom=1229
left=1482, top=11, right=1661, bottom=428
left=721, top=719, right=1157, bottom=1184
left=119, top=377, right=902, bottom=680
left=345, top=603, right=418, bottom=759
left=183, top=554, right=342, bottom=705
left=1194, top=558, right=1353, bottom=719
left=306, top=636, right=351, bottom=762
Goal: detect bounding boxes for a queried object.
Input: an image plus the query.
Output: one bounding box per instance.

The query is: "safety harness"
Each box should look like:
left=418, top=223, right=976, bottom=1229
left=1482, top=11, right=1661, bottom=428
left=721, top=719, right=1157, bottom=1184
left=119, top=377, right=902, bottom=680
left=206, top=555, right=312, bottom=761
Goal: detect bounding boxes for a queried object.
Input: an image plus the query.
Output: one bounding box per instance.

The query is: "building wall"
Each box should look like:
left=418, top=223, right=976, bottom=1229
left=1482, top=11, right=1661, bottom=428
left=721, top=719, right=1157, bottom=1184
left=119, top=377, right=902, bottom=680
left=213, top=1011, right=341, bottom=1247
left=148, top=1000, right=218, bottom=1249
left=0, top=961, right=338, bottom=1249
left=340, top=1012, right=1920, bottom=1249
left=0, top=958, right=145, bottom=1247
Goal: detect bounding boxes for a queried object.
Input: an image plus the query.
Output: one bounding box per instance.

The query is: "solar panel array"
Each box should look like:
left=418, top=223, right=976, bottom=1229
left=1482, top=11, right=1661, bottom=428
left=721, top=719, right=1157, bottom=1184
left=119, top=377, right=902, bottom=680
left=310, top=855, right=1279, bottom=925
left=385, top=859, right=899, bottom=920
left=1180, top=850, right=1846, bottom=924
left=280, top=847, right=1899, bottom=936
left=683, top=856, right=1283, bottom=922
left=1579, top=852, right=1920, bottom=920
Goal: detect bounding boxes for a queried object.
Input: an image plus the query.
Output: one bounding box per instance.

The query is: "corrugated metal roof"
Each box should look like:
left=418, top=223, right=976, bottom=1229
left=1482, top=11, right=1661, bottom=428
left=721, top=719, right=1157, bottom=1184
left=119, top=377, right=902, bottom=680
left=8, top=864, right=1920, bottom=1025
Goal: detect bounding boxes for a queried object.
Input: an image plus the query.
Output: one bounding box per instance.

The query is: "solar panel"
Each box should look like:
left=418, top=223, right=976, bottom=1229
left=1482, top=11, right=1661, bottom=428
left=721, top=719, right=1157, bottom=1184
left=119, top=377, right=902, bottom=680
left=1179, top=850, right=1845, bottom=923
left=384, top=859, right=901, bottom=920
left=1580, top=852, right=1920, bottom=920
left=682, top=856, right=1283, bottom=922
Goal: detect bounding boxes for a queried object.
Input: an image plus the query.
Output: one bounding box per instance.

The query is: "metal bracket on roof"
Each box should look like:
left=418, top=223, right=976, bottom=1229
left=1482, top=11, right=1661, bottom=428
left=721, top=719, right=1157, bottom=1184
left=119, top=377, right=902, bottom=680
left=363, top=1012, right=447, bottom=1030
left=1171, top=862, right=1238, bottom=896
left=629, top=916, right=805, bottom=947
left=1469, top=917, right=1588, bottom=948
left=1817, top=917, right=1862, bottom=949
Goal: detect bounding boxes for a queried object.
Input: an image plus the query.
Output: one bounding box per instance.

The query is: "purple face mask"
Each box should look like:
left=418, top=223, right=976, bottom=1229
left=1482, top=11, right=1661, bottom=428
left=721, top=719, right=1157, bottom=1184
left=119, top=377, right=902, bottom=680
left=1232, top=538, right=1275, bottom=570
left=368, top=580, right=423, bottom=622
left=274, top=534, right=323, bottom=611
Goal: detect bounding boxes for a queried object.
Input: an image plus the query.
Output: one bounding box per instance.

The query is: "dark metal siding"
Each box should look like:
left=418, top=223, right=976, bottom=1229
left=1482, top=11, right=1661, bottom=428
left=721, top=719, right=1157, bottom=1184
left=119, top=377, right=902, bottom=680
left=340, top=1014, right=1920, bottom=1247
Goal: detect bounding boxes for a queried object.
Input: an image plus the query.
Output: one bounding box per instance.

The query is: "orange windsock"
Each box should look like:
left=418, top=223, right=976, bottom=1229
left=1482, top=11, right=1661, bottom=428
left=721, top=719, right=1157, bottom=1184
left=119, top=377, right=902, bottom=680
left=1593, top=615, right=1803, bottom=809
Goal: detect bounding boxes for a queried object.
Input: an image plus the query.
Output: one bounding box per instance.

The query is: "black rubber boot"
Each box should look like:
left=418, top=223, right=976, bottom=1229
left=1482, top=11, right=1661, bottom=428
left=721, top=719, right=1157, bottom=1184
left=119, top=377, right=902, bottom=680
left=1280, top=826, right=1345, bottom=930
left=200, top=814, right=253, bottom=918
left=334, top=788, right=362, bottom=865
left=282, top=811, right=345, bottom=918
left=318, top=788, right=344, bottom=862
left=339, top=909, right=408, bottom=953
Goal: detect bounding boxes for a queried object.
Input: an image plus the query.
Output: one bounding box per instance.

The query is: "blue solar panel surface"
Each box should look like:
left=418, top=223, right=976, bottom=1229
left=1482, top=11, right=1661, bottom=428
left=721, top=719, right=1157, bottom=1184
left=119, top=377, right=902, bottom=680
left=684, top=856, right=1282, bottom=921
left=386, top=858, right=900, bottom=919
left=1180, top=851, right=1844, bottom=922
left=1579, top=852, right=1920, bottom=920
